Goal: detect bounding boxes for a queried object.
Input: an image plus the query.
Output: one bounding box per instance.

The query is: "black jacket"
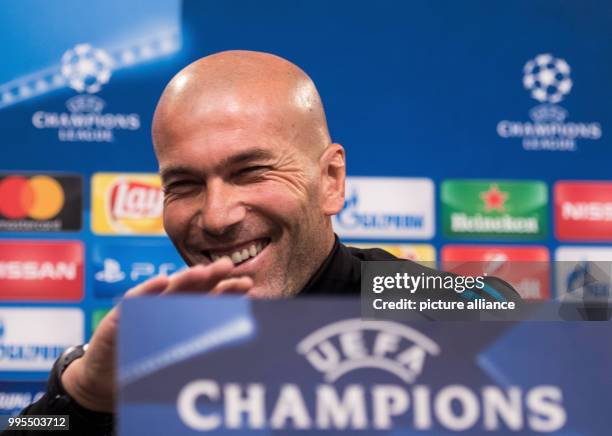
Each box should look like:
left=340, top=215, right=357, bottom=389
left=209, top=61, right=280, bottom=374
left=7, top=240, right=520, bottom=435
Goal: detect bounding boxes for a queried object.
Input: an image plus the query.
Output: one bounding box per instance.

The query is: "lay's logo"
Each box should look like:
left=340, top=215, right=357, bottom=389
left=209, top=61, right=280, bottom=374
left=109, top=179, right=163, bottom=220
left=92, top=173, right=165, bottom=235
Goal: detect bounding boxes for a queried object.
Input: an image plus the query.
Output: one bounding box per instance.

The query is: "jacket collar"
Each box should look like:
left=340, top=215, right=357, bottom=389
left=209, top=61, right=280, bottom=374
left=299, top=235, right=361, bottom=296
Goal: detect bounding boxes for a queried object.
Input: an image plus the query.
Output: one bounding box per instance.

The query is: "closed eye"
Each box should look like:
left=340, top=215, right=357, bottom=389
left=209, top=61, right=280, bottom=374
left=163, top=180, right=201, bottom=195
left=238, top=165, right=270, bottom=174
left=233, top=165, right=271, bottom=181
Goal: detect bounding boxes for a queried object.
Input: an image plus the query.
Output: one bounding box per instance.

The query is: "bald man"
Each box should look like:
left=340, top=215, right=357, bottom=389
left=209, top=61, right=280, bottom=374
left=152, top=50, right=346, bottom=299
left=11, top=51, right=520, bottom=436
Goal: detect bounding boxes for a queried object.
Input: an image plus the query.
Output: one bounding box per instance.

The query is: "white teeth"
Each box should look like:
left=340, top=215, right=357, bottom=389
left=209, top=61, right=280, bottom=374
left=209, top=240, right=267, bottom=265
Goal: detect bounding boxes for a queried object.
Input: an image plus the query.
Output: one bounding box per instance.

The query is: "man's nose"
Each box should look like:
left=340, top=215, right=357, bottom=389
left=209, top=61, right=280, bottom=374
left=197, top=179, right=246, bottom=236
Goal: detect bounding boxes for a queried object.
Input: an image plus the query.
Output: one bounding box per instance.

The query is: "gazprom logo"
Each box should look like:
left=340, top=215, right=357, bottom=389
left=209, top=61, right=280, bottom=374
left=337, top=191, right=425, bottom=231
left=297, top=319, right=440, bottom=383
left=332, top=177, right=434, bottom=239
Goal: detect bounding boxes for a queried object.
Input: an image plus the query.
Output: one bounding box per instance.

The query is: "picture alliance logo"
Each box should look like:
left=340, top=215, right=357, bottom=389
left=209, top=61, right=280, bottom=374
left=497, top=53, right=602, bottom=152
left=31, top=43, right=141, bottom=142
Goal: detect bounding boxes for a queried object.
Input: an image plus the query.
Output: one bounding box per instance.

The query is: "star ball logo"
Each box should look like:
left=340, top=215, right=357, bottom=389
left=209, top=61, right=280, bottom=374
left=522, top=54, right=572, bottom=104
left=0, top=174, right=82, bottom=232
left=497, top=53, right=601, bottom=152
left=31, top=43, right=141, bottom=143
left=441, top=180, right=547, bottom=239
left=61, top=43, right=113, bottom=94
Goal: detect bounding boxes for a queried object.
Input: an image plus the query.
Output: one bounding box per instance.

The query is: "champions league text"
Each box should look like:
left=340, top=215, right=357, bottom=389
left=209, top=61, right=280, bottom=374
left=175, top=321, right=564, bottom=432
left=176, top=381, right=565, bottom=432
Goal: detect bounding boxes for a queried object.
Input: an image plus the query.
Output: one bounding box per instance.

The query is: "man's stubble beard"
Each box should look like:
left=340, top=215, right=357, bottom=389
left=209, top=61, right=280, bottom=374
left=275, top=207, right=333, bottom=298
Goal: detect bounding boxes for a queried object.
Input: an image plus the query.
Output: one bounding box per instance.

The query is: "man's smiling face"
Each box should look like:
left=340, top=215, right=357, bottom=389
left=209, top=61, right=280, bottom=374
left=152, top=51, right=345, bottom=298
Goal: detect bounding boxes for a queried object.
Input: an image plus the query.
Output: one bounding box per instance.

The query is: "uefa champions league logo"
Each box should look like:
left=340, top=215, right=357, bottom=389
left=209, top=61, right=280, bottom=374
left=297, top=319, right=440, bottom=383
left=496, top=53, right=601, bottom=152
left=522, top=54, right=572, bottom=104
left=31, top=42, right=140, bottom=142
left=25, top=34, right=179, bottom=142
left=61, top=44, right=114, bottom=94
left=175, top=318, right=568, bottom=432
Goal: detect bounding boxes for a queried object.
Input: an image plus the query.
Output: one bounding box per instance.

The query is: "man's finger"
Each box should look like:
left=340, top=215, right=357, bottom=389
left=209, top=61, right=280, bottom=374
left=98, top=275, right=171, bottom=333
left=124, top=274, right=171, bottom=298
left=163, top=257, right=235, bottom=294
left=209, top=276, right=254, bottom=295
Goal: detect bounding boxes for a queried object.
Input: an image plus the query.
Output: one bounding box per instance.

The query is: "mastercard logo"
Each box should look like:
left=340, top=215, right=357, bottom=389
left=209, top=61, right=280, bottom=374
left=0, top=175, right=65, bottom=220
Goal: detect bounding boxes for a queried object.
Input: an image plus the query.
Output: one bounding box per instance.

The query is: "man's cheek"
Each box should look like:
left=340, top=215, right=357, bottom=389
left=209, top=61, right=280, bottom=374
left=163, top=212, right=190, bottom=249
left=252, top=184, right=303, bottom=212
left=162, top=214, right=178, bottom=239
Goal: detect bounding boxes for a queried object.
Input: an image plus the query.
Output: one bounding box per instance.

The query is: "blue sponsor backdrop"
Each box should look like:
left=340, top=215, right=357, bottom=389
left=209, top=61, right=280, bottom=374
left=0, top=0, right=611, bottom=381
left=0, top=381, right=46, bottom=416
left=92, top=240, right=187, bottom=299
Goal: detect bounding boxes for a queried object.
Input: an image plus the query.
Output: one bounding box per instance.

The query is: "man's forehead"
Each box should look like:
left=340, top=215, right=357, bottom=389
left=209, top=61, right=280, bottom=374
left=153, top=51, right=331, bottom=166
left=168, top=95, right=293, bottom=131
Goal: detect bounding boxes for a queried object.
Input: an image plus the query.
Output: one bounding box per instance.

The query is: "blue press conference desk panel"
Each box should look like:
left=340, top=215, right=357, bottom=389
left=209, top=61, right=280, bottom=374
left=118, top=297, right=611, bottom=435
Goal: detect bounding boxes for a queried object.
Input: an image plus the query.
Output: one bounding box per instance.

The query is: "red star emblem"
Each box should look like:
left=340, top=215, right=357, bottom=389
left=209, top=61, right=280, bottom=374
left=480, top=184, right=508, bottom=212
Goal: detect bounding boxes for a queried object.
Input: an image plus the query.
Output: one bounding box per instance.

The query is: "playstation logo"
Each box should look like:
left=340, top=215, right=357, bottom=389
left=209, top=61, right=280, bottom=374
left=95, top=258, right=126, bottom=283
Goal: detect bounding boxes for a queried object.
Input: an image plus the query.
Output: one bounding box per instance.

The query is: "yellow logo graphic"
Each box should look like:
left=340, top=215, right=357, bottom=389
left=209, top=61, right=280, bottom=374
left=350, top=243, right=436, bottom=263
left=91, top=173, right=165, bottom=235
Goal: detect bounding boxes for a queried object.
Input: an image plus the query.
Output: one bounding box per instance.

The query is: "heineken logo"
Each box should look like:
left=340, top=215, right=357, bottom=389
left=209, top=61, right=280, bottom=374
left=442, top=180, right=547, bottom=239
left=450, top=214, right=539, bottom=234
left=480, top=184, right=508, bottom=212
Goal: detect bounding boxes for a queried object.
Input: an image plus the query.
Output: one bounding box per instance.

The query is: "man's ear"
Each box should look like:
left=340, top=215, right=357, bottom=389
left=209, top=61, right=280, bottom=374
left=319, top=143, right=346, bottom=216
